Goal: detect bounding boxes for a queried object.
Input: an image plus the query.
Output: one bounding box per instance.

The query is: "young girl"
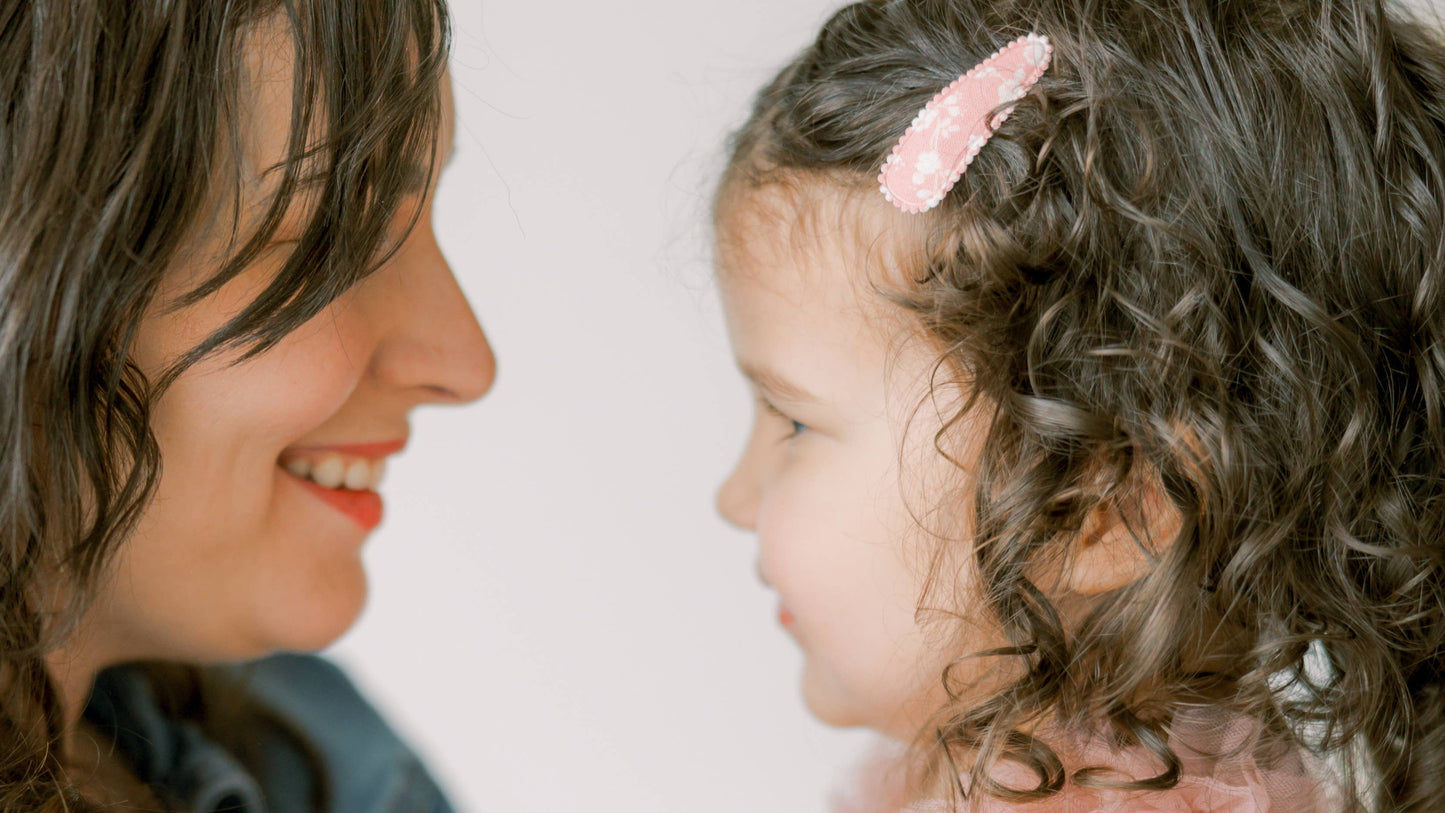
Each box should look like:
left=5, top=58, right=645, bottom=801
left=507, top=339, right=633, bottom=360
left=1, top=1, right=493, bottom=810
left=714, top=0, right=1445, bottom=810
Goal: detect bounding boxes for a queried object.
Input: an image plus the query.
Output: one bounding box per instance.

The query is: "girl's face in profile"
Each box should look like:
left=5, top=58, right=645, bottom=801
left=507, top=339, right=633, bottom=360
left=714, top=188, right=1000, bottom=737
left=75, top=31, right=496, bottom=666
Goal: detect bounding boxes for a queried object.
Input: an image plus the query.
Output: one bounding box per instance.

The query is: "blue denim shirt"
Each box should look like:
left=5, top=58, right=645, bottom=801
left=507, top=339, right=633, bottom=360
left=85, top=653, right=457, bottom=813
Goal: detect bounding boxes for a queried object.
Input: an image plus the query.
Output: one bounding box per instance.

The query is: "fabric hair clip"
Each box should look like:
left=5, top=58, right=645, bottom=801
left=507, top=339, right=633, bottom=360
left=878, top=34, right=1052, bottom=214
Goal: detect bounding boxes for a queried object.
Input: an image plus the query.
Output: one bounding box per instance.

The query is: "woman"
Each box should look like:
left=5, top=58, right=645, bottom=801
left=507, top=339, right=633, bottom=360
left=1, top=1, right=493, bottom=810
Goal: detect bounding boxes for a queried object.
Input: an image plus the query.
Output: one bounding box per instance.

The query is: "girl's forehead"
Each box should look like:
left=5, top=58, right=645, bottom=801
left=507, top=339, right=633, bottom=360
left=714, top=182, right=926, bottom=370
left=714, top=180, right=923, bottom=299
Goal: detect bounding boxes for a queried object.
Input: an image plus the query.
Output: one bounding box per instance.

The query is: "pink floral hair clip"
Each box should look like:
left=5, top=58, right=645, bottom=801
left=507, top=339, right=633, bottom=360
left=878, top=34, right=1052, bottom=214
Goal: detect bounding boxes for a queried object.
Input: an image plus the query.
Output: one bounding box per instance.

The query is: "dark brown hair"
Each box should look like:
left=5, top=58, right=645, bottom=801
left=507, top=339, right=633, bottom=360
left=721, top=0, right=1445, bottom=809
left=0, top=0, right=449, bottom=808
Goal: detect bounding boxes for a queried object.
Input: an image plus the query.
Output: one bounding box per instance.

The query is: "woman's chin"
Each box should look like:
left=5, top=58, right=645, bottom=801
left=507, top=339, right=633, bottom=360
left=234, top=565, right=370, bottom=659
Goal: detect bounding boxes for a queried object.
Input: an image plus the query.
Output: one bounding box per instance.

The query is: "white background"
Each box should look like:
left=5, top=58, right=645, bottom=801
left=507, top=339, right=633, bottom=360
left=328, top=1, right=874, bottom=812
left=329, top=1, right=1444, bottom=812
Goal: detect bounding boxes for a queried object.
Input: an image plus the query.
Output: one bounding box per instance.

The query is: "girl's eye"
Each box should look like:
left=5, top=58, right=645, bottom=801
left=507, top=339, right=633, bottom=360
left=761, top=399, right=809, bottom=440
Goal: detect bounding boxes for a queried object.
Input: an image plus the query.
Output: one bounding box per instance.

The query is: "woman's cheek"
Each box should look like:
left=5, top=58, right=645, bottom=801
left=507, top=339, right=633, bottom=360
left=152, top=343, right=353, bottom=466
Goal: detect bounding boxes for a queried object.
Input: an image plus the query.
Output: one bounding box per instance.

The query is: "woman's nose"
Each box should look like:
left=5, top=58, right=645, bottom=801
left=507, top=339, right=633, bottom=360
left=362, top=229, right=496, bottom=404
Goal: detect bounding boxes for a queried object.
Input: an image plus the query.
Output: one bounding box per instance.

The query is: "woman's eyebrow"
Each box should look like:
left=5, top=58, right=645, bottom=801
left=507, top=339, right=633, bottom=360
left=739, top=361, right=821, bottom=404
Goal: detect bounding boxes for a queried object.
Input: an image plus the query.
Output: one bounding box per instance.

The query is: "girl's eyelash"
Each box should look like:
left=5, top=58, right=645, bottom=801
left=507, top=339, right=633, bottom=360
left=760, top=398, right=809, bottom=439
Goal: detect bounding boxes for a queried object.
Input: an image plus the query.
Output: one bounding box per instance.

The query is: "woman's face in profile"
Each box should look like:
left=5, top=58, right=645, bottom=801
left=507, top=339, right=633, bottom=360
left=76, top=29, right=496, bottom=665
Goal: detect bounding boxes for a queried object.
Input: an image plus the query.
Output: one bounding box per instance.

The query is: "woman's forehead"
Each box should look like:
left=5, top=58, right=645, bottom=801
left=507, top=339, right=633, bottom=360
left=235, top=15, right=454, bottom=207
left=238, top=15, right=303, bottom=189
left=189, top=44, right=449, bottom=266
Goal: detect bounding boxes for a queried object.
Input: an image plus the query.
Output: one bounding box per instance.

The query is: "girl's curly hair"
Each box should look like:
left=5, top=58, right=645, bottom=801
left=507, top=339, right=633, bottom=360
left=720, top=0, right=1445, bottom=808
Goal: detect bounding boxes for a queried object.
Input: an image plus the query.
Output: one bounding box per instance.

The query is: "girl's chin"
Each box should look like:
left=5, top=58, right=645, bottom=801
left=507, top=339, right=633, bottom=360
left=799, top=661, right=938, bottom=738
left=799, top=661, right=871, bottom=728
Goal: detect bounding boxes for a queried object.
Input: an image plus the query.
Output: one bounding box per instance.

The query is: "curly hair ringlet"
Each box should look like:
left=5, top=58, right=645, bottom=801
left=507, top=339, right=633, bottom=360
left=0, top=0, right=451, bottom=808
left=717, top=0, right=1445, bottom=809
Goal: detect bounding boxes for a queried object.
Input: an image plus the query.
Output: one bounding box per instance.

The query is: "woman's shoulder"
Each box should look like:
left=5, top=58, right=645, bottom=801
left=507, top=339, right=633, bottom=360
left=87, top=654, right=455, bottom=813
left=226, top=653, right=456, bottom=813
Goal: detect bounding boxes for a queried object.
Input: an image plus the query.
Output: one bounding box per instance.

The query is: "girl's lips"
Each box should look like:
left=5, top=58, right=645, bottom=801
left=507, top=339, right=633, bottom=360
left=779, top=606, right=796, bottom=627
left=283, top=468, right=384, bottom=531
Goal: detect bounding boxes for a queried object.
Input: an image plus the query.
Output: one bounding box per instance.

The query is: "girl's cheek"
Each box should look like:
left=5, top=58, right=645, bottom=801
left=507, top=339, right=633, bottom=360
left=754, top=485, right=803, bottom=579
left=755, top=483, right=835, bottom=606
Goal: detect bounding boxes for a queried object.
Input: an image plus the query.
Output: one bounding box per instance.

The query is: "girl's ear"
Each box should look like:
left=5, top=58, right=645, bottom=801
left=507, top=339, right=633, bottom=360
left=1062, top=485, right=1181, bottom=596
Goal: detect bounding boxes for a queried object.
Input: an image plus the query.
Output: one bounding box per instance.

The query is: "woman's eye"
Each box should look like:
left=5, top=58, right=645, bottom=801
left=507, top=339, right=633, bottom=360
left=785, top=419, right=809, bottom=439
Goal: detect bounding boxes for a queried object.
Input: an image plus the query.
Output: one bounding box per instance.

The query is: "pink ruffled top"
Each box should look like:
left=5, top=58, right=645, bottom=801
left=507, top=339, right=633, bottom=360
left=832, top=712, right=1334, bottom=812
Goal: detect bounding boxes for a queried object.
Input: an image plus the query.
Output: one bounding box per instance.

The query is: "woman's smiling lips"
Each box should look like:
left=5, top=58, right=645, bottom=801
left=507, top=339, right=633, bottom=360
left=278, top=439, right=407, bottom=531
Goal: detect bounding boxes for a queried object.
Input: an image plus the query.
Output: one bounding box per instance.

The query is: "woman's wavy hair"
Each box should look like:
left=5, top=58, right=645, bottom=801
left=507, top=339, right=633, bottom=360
left=720, top=0, right=1445, bottom=809
left=0, top=0, right=449, bottom=808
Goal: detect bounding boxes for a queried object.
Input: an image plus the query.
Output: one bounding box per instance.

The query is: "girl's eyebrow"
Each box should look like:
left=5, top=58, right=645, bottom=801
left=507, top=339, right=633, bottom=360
left=739, top=361, right=821, bottom=404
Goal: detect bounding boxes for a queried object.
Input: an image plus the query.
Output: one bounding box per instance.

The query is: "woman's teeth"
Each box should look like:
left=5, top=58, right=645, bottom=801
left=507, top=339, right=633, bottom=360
left=283, top=455, right=387, bottom=491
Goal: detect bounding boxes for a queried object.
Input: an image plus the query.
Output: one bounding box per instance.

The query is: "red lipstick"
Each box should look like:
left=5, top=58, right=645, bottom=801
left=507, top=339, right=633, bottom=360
left=292, top=475, right=384, bottom=531
left=278, top=437, right=405, bottom=532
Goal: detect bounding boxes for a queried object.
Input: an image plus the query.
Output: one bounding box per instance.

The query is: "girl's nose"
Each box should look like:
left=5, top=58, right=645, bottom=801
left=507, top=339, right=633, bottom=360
left=362, top=231, right=496, bottom=404
left=716, top=458, right=760, bottom=532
